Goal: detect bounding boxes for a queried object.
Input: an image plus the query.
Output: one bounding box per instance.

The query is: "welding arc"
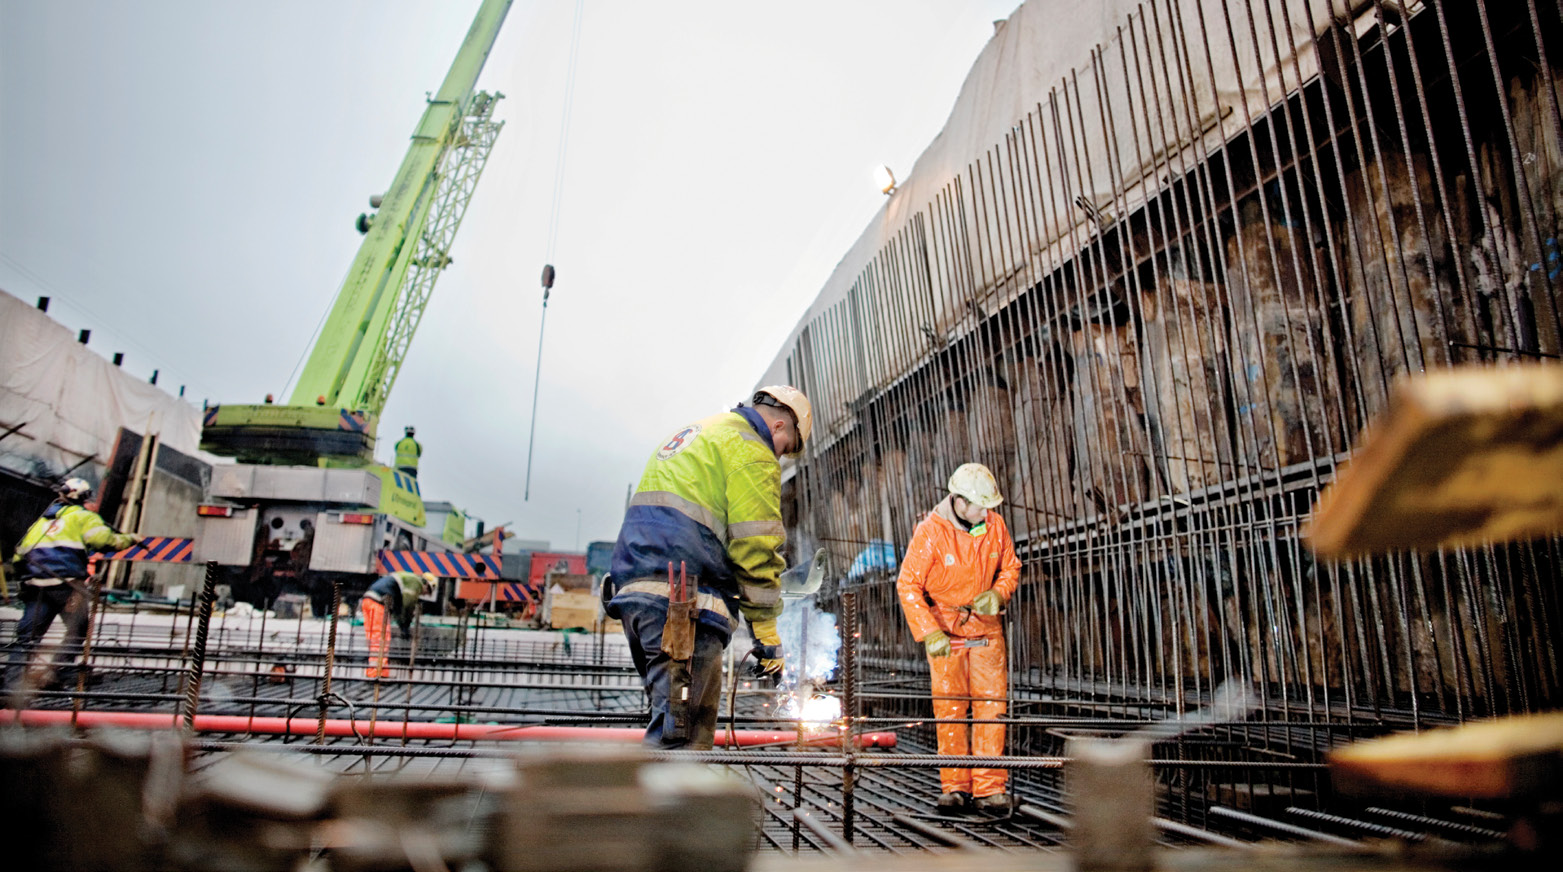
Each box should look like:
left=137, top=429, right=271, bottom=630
left=4, top=709, right=897, bottom=747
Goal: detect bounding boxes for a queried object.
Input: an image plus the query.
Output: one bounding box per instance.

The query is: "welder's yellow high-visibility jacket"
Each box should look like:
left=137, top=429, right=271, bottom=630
left=13, top=501, right=136, bottom=582
left=609, top=407, right=785, bottom=640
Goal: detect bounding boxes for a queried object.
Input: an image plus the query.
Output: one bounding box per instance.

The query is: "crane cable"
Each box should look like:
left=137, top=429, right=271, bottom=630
left=524, top=0, right=585, bottom=501
left=545, top=0, right=584, bottom=264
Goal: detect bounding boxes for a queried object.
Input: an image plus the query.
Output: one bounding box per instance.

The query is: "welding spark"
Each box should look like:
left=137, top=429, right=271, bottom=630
left=779, top=690, right=842, bottom=729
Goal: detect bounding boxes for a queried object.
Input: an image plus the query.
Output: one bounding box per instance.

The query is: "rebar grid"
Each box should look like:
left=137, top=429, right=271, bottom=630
left=787, top=0, right=1560, bottom=744
left=8, top=1, right=1562, bottom=860
left=764, top=0, right=1563, bottom=846
left=8, top=592, right=1520, bottom=857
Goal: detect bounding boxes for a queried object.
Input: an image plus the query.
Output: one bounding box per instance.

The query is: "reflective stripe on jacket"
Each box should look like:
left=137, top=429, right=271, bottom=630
left=394, top=437, right=422, bottom=469
left=610, top=407, right=785, bottom=638
left=896, top=496, right=1021, bottom=641
left=14, top=501, right=135, bottom=581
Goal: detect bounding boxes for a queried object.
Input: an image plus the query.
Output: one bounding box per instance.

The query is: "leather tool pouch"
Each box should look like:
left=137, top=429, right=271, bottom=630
left=662, top=600, right=698, bottom=661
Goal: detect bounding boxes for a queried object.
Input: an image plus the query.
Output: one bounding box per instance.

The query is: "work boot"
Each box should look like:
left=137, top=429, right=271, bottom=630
left=935, top=790, right=973, bottom=816
left=975, top=792, right=1013, bottom=814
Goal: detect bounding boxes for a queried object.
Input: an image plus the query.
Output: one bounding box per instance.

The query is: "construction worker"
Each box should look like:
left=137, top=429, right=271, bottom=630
left=606, top=385, right=813, bottom=749
left=395, top=426, right=422, bottom=478
left=896, top=462, right=1021, bottom=815
left=361, top=570, right=435, bottom=679
left=6, top=478, right=136, bottom=688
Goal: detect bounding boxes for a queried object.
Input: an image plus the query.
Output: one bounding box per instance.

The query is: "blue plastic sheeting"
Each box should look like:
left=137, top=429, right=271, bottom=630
left=847, top=540, right=899, bottom=580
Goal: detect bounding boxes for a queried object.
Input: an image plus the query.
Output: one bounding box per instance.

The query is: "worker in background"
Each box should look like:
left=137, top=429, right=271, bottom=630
left=896, top=462, right=1022, bottom=815
left=395, top=426, right=422, bottom=478
left=6, top=478, right=136, bottom=688
left=361, top=570, right=436, bottom=679
left=606, top=385, right=813, bottom=749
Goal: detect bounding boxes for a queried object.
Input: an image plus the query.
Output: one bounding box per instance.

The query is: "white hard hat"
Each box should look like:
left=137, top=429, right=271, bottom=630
left=753, top=385, right=813, bottom=453
left=57, top=477, right=93, bottom=502
left=948, top=463, right=1002, bottom=509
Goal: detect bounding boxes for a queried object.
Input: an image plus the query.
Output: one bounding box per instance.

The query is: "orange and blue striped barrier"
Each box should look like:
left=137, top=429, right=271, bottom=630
left=378, top=550, right=500, bottom=580
left=102, top=536, right=195, bottom=563
left=495, top=582, right=534, bottom=603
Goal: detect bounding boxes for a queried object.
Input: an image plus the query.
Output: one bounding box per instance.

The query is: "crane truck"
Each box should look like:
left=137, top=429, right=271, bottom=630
left=193, top=0, right=513, bottom=612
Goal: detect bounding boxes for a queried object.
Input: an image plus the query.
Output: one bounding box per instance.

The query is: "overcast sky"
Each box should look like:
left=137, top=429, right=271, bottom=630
left=0, top=0, right=1019, bottom=551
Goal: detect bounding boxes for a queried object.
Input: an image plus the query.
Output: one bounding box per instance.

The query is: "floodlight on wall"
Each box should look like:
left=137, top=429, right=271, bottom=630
left=873, top=165, right=898, bottom=196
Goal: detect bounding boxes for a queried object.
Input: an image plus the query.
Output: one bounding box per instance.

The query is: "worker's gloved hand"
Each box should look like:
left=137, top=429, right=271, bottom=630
left=923, top=629, right=952, bottom=658
left=750, top=617, right=784, bottom=677
left=971, top=590, right=1004, bottom=616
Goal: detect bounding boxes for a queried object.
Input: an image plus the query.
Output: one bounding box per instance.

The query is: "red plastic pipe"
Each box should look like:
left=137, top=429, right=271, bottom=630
left=2, top=709, right=896, bottom=748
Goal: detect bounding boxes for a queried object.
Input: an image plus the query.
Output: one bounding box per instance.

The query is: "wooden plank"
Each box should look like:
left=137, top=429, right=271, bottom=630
left=1307, top=363, right=1563, bottom=557
left=1330, top=712, right=1563, bottom=801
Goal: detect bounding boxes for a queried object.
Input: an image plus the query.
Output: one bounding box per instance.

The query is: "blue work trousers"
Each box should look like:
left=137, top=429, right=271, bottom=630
left=6, top=583, right=89, bottom=684
left=618, top=599, right=727, bottom=749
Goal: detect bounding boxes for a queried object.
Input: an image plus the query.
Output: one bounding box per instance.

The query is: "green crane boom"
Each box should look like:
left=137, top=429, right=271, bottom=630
left=203, top=0, right=513, bottom=472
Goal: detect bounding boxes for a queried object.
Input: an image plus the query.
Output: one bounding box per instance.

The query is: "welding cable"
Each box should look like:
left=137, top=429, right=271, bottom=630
left=726, top=648, right=764, bottom=852
left=726, top=647, right=758, bottom=750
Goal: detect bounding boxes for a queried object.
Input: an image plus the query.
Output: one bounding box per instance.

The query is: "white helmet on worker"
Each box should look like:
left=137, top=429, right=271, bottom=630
left=948, top=463, right=1003, bottom=509
left=752, top=385, right=813, bottom=454
left=420, top=571, right=437, bottom=596
left=405, top=426, right=416, bottom=436
left=57, top=477, right=93, bottom=504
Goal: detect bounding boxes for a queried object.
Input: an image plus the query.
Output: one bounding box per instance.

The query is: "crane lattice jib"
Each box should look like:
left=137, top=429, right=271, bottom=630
left=355, top=98, right=503, bottom=413
left=288, top=0, right=513, bottom=413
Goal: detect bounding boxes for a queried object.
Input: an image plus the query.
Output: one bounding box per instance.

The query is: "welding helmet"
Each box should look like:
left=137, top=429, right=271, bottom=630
left=57, top=477, right=93, bottom=504
left=948, top=463, right=1003, bottom=509
left=753, top=385, right=813, bottom=454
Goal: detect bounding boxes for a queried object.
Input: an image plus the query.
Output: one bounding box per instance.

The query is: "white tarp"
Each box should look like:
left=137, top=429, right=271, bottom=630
left=758, top=0, right=1356, bottom=417
left=0, top=287, right=202, bottom=482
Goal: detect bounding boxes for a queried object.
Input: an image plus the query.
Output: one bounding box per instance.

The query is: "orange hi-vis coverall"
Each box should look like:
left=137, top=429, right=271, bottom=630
left=896, top=496, right=1022, bottom=798
left=362, top=572, right=423, bottom=679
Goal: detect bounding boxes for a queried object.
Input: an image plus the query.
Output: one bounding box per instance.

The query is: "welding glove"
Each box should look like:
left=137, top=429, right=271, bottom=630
left=922, top=629, right=952, bottom=658
left=971, top=589, right=1004, bottom=616
left=750, top=617, right=784, bottom=676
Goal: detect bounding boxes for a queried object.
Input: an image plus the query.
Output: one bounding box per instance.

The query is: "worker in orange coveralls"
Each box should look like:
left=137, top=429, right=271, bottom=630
left=361, top=571, right=435, bottom=679
left=896, top=462, right=1021, bottom=815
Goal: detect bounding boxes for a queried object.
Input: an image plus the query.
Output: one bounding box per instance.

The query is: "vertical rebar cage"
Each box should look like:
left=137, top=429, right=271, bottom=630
left=776, top=0, right=1563, bottom=819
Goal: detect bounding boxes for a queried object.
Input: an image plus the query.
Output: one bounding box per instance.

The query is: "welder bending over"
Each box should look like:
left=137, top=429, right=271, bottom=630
left=361, top=570, right=434, bottom=679
left=896, top=462, right=1021, bottom=815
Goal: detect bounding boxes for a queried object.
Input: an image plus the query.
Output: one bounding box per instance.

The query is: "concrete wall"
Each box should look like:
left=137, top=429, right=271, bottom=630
left=122, top=452, right=207, bottom=597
